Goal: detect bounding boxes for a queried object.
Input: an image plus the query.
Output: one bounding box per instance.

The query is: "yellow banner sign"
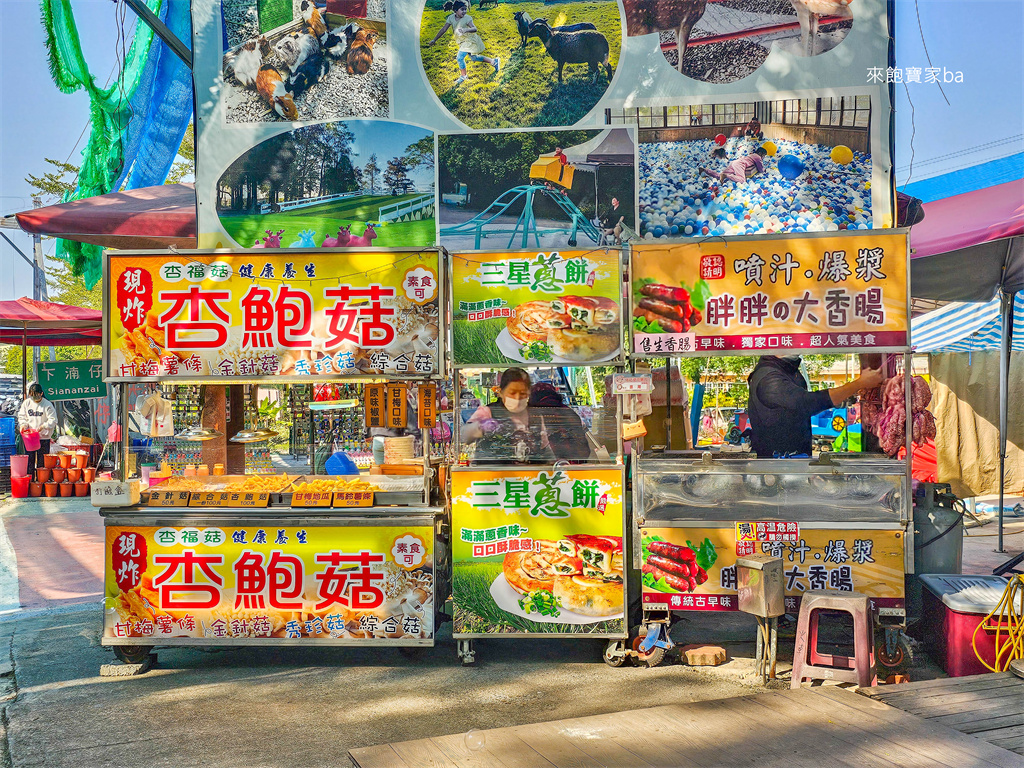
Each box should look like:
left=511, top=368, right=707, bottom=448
left=106, top=251, right=440, bottom=380
left=641, top=525, right=904, bottom=613
left=631, top=232, right=908, bottom=355
left=452, top=468, right=626, bottom=636
left=105, top=524, right=434, bottom=643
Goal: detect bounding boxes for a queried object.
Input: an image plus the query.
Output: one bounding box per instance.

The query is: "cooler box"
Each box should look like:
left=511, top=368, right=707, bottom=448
left=920, top=574, right=1011, bottom=677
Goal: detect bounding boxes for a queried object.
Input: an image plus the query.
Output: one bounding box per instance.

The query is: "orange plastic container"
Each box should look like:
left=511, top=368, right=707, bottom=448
left=51, top=468, right=66, bottom=484
left=36, top=468, right=51, bottom=483
left=58, top=453, right=72, bottom=469
left=29, top=482, right=42, bottom=497
left=83, top=467, right=96, bottom=483
left=59, top=482, right=73, bottom=497
left=42, top=454, right=58, bottom=469
left=67, top=468, right=82, bottom=483
left=44, top=482, right=58, bottom=498
left=74, top=482, right=89, bottom=497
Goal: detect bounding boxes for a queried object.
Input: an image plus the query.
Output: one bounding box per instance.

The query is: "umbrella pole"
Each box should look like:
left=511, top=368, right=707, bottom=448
left=21, top=327, right=27, bottom=398
left=997, top=291, right=1014, bottom=553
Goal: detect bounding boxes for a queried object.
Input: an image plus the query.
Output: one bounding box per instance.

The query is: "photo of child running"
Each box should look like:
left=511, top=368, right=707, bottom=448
left=426, top=0, right=500, bottom=86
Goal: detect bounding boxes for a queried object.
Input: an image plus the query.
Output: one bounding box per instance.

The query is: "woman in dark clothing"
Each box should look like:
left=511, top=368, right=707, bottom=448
left=527, top=382, right=591, bottom=463
left=464, top=368, right=554, bottom=464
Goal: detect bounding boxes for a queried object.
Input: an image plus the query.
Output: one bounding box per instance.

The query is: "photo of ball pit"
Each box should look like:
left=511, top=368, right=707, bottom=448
left=638, top=131, right=874, bottom=240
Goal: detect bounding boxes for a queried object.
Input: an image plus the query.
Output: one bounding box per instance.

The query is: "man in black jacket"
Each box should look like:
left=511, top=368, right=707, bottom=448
left=747, top=356, right=882, bottom=457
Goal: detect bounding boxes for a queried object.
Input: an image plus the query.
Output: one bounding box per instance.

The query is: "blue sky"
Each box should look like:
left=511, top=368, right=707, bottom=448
left=1, top=0, right=1022, bottom=300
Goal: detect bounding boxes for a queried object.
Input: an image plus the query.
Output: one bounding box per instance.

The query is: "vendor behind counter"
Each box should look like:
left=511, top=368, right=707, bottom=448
left=747, top=355, right=882, bottom=458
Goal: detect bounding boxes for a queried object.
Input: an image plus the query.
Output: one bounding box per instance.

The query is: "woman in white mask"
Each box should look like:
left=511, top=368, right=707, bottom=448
left=463, top=368, right=554, bottom=464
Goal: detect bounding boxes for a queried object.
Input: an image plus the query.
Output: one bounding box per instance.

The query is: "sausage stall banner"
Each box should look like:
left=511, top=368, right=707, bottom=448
left=640, top=524, right=905, bottom=614
left=451, top=249, right=624, bottom=367
left=451, top=468, right=626, bottom=637
left=630, top=230, right=908, bottom=355
left=104, top=250, right=441, bottom=380
left=105, top=524, right=435, bottom=644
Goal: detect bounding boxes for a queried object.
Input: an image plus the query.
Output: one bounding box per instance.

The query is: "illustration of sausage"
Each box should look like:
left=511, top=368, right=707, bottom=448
left=648, top=554, right=692, bottom=578
left=639, top=298, right=688, bottom=321
left=641, top=284, right=690, bottom=304
left=642, top=563, right=695, bottom=592
left=632, top=308, right=684, bottom=333
left=648, top=541, right=697, bottom=563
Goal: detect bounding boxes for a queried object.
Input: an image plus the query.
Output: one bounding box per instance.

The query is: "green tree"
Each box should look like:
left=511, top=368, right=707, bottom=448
left=383, top=157, right=409, bottom=194
left=165, top=123, right=195, bottom=184
left=403, top=135, right=435, bottom=172
left=24, top=158, right=79, bottom=203
left=364, top=154, right=380, bottom=195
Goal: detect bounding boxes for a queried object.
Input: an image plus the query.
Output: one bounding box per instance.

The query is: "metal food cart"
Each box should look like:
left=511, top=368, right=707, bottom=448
left=99, top=248, right=451, bottom=663
left=613, top=231, right=916, bottom=672
left=447, top=248, right=629, bottom=665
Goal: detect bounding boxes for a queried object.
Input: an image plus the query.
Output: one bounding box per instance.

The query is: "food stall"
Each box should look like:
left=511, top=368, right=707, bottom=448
left=98, top=248, right=449, bottom=662
left=620, top=230, right=916, bottom=673
left=448, top=248, right=629, bottom=665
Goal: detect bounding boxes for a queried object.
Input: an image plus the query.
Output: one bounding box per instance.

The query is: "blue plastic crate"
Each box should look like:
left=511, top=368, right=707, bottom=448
left=0, top=443, right=13, bottom=468
left=0, top=418, right=15, bottom=445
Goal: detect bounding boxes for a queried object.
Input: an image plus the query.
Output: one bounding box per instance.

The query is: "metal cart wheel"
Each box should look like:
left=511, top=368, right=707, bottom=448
left=875, top=631, right=913, bottom=677
left=113, top=645, right=153, bottom=664
left=458, top=639, right=476, bottom=666
left=631, top=634, right=666, bottom=668
left=602, top=639, right=629, bottom=667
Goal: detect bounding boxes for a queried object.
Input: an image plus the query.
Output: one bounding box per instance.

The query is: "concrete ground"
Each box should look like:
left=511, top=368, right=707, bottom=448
left=0, top=494, right=1019, bottom=767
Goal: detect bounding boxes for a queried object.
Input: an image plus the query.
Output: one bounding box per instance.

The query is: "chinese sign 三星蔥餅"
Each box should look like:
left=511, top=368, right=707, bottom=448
left=450, top=250, right=623, bottom=367
left=105, top=251, right=440, bottom=380
left=630, top=231, right=907, bottom=355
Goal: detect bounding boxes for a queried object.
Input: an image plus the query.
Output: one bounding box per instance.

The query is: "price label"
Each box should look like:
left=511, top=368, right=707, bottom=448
left=224, top=492, right=270, bottom=508
left=189, top=492, right=231, bottom=507
left=291, top=491, right=333, bottom=508
left=334, top=490, right=374, bottom=508
left=147, top=490, right=191, bottom=507
left=612, top=373, right=654, bottom=394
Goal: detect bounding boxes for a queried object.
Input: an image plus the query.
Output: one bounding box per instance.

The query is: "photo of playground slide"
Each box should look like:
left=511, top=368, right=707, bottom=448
left=215, top=120, right=436, bottom=249
left=419, top=0, right=621, bottom=129
left=221, top=0, right=389, bottom=123
left=438, top=127, right=636, bottom=252
left=622, top=0, right=853, bottom=83
left=633, top=94, right=878, bottom=240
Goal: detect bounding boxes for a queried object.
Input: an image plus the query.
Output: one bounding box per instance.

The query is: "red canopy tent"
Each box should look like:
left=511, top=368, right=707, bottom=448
left=0, top=298, right=103, bottom=395
left=13, top=183, right=197, bottom=250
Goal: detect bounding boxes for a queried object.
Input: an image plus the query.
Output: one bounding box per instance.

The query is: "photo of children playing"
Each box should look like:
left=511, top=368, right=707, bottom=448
left=438, top=127, right=636, bottom=251
left=622, top=0, right=854, bottom=84
left=420, top=0, right=621, bottom=129
left=220, top=0, right=389, bottom=123
left=215, top=120, right=436, bottom=248
left=607, top=95, right=878, bottom=239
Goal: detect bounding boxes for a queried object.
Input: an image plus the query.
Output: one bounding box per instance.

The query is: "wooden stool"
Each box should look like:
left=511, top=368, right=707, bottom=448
left=791, top=590, right=876, bottom=688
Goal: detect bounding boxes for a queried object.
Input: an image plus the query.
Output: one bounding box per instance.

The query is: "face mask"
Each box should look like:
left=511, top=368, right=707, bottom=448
left=31, top=395, right=42, bottom=403
left=503, top=396, right=528, bottom=413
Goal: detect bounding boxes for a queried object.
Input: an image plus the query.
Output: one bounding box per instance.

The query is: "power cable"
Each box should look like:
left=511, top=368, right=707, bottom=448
left=914, top=0, right=949, bottom=106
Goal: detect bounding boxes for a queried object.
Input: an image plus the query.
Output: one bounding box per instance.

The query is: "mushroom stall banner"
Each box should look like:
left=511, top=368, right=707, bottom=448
left=190, top=0, right=894, bottom=249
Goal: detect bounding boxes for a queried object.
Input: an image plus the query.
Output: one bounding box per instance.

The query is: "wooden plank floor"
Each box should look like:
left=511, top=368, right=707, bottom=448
left=863, top=672, right=1024, bottom=757
left=349, top=686, right=1024, bottom=768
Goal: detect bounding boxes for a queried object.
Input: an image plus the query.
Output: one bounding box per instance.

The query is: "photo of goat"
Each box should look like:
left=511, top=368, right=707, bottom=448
left=221, top=0, right=389, bottom=122
left=419, top=0, right=621, bottom=129
left=622, top=0, right=853, bottom=84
